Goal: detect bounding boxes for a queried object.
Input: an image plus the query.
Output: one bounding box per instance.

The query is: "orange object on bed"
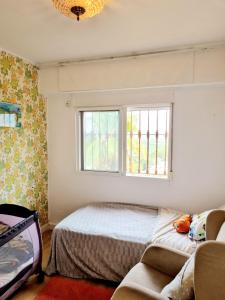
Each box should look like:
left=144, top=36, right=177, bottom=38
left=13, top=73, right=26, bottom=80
left=173, top=214, right=192, bottom=233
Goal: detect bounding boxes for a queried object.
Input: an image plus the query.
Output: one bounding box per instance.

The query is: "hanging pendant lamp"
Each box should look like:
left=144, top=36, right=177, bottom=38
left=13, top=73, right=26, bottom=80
left=52, top=0, right=106, bottom=21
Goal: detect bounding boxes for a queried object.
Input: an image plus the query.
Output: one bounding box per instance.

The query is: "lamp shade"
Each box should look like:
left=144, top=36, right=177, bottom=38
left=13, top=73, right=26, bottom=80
left=52, top=0, right=106, bottom=21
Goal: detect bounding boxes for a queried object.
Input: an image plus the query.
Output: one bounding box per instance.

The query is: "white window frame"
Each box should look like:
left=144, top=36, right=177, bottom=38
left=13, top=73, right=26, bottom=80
left=75, top=106, right=124, bottom=176
left=75, top=103, right=173, bottom=180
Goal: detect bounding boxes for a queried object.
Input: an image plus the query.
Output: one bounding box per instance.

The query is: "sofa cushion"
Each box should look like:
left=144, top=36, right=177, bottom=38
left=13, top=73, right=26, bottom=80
left=161, top=254, right=194, bottom=300
left=120, top=262, right=172, bottom=293
left=216, top=221, right=225, bottom=242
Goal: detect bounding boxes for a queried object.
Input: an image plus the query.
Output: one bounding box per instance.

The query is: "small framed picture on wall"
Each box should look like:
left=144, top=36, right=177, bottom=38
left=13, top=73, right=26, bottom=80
left=0, top=102, right=22, bottom=128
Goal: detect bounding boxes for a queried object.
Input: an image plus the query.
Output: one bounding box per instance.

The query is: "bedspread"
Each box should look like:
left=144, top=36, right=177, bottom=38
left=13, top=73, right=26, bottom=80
left=46, top=203, right=158, bottom=282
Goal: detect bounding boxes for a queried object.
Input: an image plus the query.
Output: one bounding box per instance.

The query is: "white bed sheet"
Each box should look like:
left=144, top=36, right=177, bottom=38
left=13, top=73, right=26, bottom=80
left=152, top=208, right=201, bottom=254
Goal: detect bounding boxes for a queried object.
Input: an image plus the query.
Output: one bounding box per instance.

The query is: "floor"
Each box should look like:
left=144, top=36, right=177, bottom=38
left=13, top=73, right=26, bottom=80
left=11, top=230, right=52, bottom=300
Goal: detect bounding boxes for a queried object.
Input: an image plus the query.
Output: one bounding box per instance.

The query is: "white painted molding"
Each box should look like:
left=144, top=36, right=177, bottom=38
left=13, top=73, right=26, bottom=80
left=39, top=46, right=225, bottom=94
left=38, top=42, right=225, bottom=69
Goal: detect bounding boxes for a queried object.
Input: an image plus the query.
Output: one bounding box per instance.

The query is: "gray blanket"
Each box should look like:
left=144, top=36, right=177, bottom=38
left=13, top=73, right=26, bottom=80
left=46, top=203, right=158, bottom=282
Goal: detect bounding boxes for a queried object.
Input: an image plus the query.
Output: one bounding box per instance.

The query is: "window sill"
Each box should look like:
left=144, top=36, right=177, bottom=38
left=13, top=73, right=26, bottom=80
left=77, top=170, right=122, bottom=177
left=126, top=173, right=171, bottom=181
left=76, top=170, right=173, bottom=181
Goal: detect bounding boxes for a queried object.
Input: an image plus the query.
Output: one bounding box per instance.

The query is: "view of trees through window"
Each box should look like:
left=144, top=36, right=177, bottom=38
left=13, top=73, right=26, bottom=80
left=127, top=107, right=170, bottom=177
left=81, top=110, right=119, bottom=172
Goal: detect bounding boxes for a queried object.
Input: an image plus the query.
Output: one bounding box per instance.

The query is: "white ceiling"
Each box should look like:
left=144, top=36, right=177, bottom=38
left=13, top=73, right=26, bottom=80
left=0, top=0, right=225, bottom=64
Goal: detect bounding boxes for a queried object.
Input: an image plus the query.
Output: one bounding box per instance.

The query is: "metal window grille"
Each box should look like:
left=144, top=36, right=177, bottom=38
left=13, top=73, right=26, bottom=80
left=126, top=106, right=171, bottom=177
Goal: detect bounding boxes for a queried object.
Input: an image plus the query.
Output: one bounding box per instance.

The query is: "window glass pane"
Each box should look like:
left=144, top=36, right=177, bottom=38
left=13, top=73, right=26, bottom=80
left=131, top=111, right=139, bottom=134
left=127, top=106, right=170, bottom=178
left=158, top=109, right=167, bottom=134
left=157, top=135, right=166, bottom=175
left=82, top=111, right=119, bottom=172
left=131, top=134, right=139, bottom=174
left=140, top=111, right=148, bottom=134
left=140, top=134, right=147, bottom=174
left=127, top=111, right=132, bottom=133
left=127, top=133, right=131, bottom=172
left=149, top=110, right=157, bottom=133
left=149, top=134, right=156, bottom=175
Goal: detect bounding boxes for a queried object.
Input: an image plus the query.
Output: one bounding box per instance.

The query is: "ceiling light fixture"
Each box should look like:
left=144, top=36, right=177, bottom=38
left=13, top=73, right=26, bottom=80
left=52, top=0, right=106, bottom=21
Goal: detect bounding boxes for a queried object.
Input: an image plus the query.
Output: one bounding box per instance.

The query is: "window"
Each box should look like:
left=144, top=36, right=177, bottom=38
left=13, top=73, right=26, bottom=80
left=80, top=110, right=120, bottom=172
left=126, top=106, right=170, bottom=178
left=77, top=104, right=172, bottom=179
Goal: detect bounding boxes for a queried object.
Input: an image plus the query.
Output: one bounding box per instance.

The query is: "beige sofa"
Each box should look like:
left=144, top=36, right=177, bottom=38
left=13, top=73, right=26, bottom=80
left=112, top=210, right=225, bottom=300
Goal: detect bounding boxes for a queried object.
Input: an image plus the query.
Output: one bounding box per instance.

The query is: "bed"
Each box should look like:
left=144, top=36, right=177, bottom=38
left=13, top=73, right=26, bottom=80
left=46, top=203, right=200, bottom=282
left=46, top=203, right=158, bottom=281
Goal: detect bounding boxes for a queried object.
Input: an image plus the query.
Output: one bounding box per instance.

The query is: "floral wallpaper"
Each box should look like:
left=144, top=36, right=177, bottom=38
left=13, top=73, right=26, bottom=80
left=0, top=51, right=48, bottom=225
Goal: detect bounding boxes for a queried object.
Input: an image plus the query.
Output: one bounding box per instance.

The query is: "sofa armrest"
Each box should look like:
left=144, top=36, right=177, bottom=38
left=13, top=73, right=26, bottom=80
left=141, top=244, right=190, bottom=277
left=206, top=210, right=225, bottom=240
left=194, top=241, right=225, bottom=300
left=111, top=283, right=167, bottom=300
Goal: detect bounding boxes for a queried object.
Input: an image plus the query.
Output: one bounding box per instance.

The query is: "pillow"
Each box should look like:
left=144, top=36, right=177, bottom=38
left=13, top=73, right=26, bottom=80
left=173, top=215, right=192, bottom=234
left=216, top=221, right=225, bottom=242
left=161, top=254, right=195, bottom=300
left=188, top=210, right=211, bottom=241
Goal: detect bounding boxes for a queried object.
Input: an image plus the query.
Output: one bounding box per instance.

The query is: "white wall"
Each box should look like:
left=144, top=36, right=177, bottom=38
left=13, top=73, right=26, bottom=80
left=47, top=85, right=225, bottom=224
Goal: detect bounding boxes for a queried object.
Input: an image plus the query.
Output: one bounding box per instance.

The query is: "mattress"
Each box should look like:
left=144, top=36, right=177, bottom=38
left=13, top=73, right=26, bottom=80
left=46, top=202, right=158, bottom=282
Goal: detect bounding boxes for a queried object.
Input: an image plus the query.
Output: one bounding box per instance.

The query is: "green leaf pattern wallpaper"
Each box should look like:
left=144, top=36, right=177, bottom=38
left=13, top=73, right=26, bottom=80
left=0, top=51, right=48, bottom=224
